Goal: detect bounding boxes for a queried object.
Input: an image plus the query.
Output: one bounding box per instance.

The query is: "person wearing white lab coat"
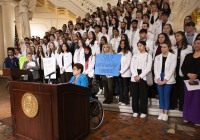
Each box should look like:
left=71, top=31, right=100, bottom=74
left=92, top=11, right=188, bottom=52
left=153, top=12, right=173, bottom=42
left=110, top=28, right=121, bottom=53
left=129, top=20, right=140, bottom=50
left=73, top=39, right=85, bottom=66
left=118, top=40, right=132, bottom=106
left=170, top=31, right=193, bottom=111
left=58, top=43, right=73, bottom=83
left=154, top=42, right=177, bottom=121
left=162, top=24, right=176, bottom=46
left=83, top=46, right=95, bottom=79
left=36, top=46, right=45, bottom=82
left=84, top=20, right=95, bottom=34
left=85, top=31, right=100, bottom=56
left=141, top=22, right=155, bottom=41
left=132, top=29, right=154, bottom=56
left=130, top=41, right=152, bottom=118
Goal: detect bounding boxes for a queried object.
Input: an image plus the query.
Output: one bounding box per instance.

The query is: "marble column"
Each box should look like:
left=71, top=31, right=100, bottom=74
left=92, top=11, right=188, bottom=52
left=0, top=0, right=17, bottom=68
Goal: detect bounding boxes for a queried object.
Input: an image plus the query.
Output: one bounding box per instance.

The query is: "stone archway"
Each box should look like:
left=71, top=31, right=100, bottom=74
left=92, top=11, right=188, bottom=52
left=170, top=0, right=200, bottom=31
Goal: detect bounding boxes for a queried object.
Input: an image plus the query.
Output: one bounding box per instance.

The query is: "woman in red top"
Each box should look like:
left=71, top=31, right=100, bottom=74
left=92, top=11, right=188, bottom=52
left=83, top=46, right=95, bottom=87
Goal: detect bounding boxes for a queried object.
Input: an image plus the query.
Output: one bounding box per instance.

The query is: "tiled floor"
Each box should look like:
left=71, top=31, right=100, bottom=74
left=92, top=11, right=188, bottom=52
left=0, top=80, right=200, bottom=140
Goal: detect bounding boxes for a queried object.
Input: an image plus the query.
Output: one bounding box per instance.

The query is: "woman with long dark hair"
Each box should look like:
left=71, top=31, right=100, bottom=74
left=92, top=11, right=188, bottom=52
left=58, top=43, right=73, bottom=83
left=83, top=46, right=96, bottom=92
left=85, top=31, right=100, bottom=55
left=170, top=31, right=193, bottom=110
left=154, top=42, right=177, bottom=121
left=153, top=33, right=172, bottom=59
left=162, top=2, right=171, bottom=16
left=118, top=40, right=132, bottom=106
left=108, top=17, right=119, bottom=38
left=73, top=39, right=86, bottom=66
left=36, top=46, right=45, bottom=82
left=162, top=24, right=176, bottom=46
left=99, top=36, right=108, bottom=53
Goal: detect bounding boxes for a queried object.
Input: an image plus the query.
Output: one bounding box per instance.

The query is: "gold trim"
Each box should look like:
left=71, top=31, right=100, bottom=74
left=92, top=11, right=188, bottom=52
left=0, top=70, right=3, bottom=76
left=21, top=93, right=39, bottom=118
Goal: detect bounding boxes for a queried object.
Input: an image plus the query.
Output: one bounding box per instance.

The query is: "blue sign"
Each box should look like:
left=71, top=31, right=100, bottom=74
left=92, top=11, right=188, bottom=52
left=94, top=54, right=122, bottom=76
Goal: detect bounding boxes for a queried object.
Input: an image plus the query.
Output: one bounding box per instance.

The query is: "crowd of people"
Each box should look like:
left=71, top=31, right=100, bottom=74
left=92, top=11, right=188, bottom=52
left=4, top=0, right=200, bottom=124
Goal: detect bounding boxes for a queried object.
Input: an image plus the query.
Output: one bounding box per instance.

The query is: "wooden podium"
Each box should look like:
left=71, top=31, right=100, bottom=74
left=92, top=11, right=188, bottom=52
left=0, top=68, right=30, bottom=80
left=9, top=81, right=90, bottom=140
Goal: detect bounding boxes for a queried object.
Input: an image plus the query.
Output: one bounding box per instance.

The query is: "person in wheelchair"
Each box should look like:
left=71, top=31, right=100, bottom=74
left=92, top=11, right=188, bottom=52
left=69, top=63, right=89, bottom=87
left=69, top=63, right=104, bottom=130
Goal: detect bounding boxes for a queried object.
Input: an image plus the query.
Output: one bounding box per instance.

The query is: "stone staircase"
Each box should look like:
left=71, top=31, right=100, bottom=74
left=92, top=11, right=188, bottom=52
left=96, top=94, right=183, bottom=117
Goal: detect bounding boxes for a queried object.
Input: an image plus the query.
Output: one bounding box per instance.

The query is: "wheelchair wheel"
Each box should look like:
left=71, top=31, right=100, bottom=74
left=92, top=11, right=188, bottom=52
left=89, top=98, right=104, bottom=130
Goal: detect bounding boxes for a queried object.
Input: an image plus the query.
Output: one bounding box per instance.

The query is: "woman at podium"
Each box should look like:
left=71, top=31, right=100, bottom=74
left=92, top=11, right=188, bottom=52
left=69, top=63, right=88, bottom=87
left=22, top=53, right=40, bottom=81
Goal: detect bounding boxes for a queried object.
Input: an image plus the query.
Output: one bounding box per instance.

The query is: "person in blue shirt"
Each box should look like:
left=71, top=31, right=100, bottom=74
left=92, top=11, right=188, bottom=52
left=4, top=48, right=19, bottom=68
left=69, top=63, right=89, bottom=87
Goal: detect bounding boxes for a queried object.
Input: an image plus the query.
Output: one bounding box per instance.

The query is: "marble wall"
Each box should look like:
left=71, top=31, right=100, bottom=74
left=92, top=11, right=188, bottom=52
left=0, top=6, right=5, bottom=68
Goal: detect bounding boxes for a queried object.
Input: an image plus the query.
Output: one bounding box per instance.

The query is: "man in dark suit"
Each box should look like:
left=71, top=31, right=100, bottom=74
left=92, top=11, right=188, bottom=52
left=4, top=48, right=19, bottom=68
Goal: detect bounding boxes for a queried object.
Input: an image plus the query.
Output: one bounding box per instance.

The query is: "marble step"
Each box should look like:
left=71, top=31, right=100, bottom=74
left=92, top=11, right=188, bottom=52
left=97, top=94, right=159, bottom=106
left=96, top=94, right=183, bottom=117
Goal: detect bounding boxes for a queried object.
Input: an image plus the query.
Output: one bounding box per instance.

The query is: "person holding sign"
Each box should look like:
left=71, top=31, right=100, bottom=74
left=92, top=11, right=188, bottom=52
left=101, top=44, right=114, bottom=104
left=181, top=39, right=200, bottom=126
left=130, top=41, right=152, bottom=118
left=118, top=40, right=132, bottom=106
left=69, top=63, right=89, bottom=87
left=58, top=43, right=73, bottom=83
left=22, top=53, right=40, bottom=81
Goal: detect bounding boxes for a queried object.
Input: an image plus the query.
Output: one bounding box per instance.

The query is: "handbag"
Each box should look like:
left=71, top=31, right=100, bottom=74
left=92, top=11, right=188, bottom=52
left=146, top=55, right=153, bottom=86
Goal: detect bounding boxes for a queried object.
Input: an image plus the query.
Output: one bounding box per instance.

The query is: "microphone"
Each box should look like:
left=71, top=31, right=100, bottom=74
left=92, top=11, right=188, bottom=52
left=47, top=71, right=56, bottom=84
left=46, top=71, right=56, bottom=77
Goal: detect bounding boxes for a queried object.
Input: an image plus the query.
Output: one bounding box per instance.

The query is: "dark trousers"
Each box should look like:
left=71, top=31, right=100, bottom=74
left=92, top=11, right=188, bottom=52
left=95, top=75, right=103, bottom=90
left=38, top=69, right=44, bottom=83
left=170, top=75, right=184, bottom=111
left=102, top=76, right=113, bottom=102
left=130, top=80, right=149, bottom=114
left=130, top=69, right=149, bottom=114
left=119, top=77, right=130, bottom=104
left=60, top=72, right=73, bottom=83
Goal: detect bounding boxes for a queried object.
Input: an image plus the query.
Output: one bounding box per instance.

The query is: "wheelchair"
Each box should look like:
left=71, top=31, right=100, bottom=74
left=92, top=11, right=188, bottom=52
left=89, top=95, right=104, bottom=130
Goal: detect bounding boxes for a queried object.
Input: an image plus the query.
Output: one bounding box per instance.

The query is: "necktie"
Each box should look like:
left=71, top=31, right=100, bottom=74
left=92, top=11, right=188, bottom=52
left=150, top=16, right=154, bottom=25
left=11, top=57, right=13, bottom=64
left=121, top=29, right=125, bottom=34
left=39, top=56, right=42, bottom=69
left=62, top=55, right=64, bottom=66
